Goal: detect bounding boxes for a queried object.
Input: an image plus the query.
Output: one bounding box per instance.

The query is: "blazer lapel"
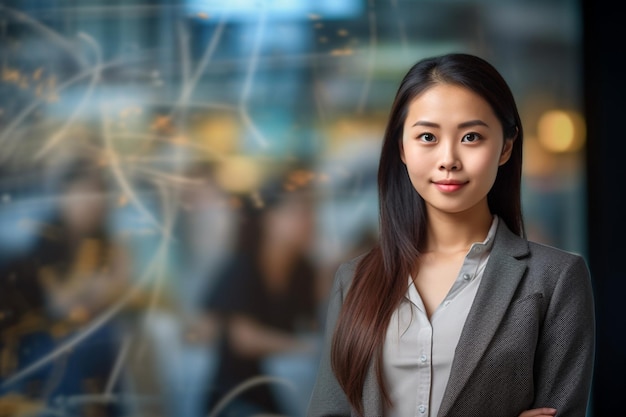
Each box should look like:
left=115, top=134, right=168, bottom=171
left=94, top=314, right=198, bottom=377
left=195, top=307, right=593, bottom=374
left=437, top=222, right=530, bottom=417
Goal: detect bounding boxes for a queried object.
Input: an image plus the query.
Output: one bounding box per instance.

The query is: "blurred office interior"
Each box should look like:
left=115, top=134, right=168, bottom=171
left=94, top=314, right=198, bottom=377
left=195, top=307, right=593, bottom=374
left=0, top=0, right=621, bottom=416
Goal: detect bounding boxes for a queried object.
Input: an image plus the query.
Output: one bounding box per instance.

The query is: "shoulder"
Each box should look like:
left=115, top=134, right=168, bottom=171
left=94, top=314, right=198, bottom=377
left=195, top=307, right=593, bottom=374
left=329, top=252, right=368, bottom=301
left=526, top=240, right=589, bottom=273
left=493, top=221, right=591, bottom=293
left=336, top=253, right=365, bottom=279
left=520, top=241, right=592, bottom=301
left=494, top=219, right=588, bottom=274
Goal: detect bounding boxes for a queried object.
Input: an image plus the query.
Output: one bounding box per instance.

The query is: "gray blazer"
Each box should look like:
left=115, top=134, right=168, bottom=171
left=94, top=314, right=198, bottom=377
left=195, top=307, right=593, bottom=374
left=307, top=221, right=595, bottom=417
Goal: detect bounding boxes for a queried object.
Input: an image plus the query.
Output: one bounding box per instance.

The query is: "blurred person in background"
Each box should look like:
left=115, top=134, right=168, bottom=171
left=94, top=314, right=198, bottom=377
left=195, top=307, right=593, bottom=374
left=141, top=160, right=238, bottom=417
left=0, top=156, right=131, bottom=416
left=203, top=165, right=321, bottom=417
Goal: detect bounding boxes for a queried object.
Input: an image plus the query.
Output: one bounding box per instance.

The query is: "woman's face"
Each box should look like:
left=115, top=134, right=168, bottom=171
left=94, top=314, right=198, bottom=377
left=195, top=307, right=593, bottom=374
left=264, top=193, right=315, bottom=251
left=401, top=83, right=513, bottom=217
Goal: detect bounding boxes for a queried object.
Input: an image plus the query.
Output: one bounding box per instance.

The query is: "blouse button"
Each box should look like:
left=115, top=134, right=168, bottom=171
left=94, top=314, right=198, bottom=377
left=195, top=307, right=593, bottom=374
left=418, top=404, right=427, bottom=414
left=463, top=273, right=471, bottom=281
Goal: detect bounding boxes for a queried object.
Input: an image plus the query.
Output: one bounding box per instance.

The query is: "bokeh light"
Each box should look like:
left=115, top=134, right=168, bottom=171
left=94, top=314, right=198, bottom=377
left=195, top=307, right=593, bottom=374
left=537, top=109, right=586, bottom=153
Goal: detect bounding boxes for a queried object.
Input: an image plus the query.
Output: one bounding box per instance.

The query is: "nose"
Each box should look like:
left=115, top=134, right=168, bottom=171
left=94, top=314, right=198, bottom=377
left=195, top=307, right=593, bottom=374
left=439, top=143, right=461, bottom=171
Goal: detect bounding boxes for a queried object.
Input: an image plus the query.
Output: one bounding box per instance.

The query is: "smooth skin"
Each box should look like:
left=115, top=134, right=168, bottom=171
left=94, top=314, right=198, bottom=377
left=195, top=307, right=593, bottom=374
left=400, top=84, right=557, bottom=417
left=401, top=83, right=514, bottom=317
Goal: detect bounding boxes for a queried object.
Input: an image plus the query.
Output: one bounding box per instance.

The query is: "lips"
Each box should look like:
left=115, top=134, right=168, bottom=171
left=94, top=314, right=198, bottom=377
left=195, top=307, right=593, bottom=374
left=432, top=179, right=468, bottom=192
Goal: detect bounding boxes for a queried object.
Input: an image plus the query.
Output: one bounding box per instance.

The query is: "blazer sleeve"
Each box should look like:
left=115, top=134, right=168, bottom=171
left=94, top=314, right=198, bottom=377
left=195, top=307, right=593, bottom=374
left=532, top=254, right=595, bottom=416
left=306, top=261, right=353, bottom=417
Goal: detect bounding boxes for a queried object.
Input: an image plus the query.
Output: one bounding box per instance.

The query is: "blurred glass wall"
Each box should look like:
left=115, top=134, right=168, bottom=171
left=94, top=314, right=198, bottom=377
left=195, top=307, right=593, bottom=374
left=0, top=1, right=586, bottom=416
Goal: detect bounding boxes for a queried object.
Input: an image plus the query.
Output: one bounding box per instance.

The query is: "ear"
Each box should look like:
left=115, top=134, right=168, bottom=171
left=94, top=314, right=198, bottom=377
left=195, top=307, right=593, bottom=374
left=498, top=129, right=517, bottom=166
left=498, top=139, right=514, bottom=166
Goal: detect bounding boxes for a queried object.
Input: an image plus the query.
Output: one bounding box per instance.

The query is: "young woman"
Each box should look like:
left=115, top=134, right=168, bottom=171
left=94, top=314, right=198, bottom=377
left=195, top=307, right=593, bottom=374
left=203, top=169, right=319, bottom=416
left=307, top=53, right=595, bottom=417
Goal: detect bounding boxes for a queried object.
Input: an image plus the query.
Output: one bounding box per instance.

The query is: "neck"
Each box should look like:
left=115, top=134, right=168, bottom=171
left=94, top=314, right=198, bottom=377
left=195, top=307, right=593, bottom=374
left=423, top=206, right=493, bottom=254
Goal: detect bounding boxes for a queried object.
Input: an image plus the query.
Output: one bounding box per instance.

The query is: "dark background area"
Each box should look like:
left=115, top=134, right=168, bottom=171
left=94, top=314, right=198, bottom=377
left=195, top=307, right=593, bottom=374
left=584, top=0, right=626, bottom=415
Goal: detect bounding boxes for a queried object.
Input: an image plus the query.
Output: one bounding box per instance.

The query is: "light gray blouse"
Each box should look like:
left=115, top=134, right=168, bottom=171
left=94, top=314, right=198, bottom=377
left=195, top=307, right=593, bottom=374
left=382, top=216, right=498, bottom=417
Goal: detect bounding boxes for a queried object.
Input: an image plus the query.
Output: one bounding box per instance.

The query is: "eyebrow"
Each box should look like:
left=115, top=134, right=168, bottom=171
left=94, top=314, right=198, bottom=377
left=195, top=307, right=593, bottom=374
left=411, top=119, right=489, bottom=129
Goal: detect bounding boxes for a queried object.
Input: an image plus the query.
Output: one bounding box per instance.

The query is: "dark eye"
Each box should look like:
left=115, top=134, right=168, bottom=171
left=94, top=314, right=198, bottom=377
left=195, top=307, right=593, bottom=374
left=462, top=133, right=481, bottom=143
left=419, top=133, right=436, bottom=143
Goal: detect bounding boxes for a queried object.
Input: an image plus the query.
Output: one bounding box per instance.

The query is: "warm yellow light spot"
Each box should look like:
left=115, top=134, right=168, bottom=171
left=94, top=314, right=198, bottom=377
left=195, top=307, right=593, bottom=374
left=537, top=110, right=586, bottom=153
left=330, top=48, right=354, bottom=56
left=194, top=115, right=239, bottom=154
left=215, top=155, right=262, bottom=193
left=2, top=68, right=21, bottom=83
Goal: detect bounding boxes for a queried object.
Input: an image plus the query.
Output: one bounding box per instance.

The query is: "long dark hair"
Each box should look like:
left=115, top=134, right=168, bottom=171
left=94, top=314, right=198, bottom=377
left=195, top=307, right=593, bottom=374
left=330, top=53, right=525, bottom=414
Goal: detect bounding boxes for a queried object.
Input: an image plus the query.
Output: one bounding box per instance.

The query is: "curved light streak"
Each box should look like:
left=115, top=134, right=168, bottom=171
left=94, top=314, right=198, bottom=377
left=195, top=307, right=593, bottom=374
left=101, top=111, right=169, bottom=237
left=0, top=55, right=147, bottom=162
left=2, top=5, right=89, bottom=69
left=238, top=4, right=269, bottom=148
left=171, top=12, right=228, bottom=116
left=34, top=32, right=102, bottom=159
left=206, top=375, right=296, bottom=417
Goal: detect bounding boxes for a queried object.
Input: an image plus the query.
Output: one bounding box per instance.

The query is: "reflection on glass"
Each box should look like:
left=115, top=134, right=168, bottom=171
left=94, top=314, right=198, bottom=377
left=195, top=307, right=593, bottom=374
left=0, top=1, right=585, bottom=416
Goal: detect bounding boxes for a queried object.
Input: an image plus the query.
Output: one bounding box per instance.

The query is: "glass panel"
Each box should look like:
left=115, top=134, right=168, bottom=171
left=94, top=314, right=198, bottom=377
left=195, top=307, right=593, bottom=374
left=0, top=1, right=586, bottom=416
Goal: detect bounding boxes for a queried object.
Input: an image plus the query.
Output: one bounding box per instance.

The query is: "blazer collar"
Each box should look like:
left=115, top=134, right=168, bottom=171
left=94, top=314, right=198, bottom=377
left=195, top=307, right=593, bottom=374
left=437, top=220, right=529, bottom=416
left=359, top=220, right=529, bottom=417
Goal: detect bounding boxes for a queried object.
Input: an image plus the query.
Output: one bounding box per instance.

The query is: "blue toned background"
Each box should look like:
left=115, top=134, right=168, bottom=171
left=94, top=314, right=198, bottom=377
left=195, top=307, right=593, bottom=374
left=0, top=1, right=593, bottom=416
